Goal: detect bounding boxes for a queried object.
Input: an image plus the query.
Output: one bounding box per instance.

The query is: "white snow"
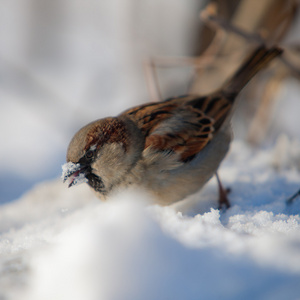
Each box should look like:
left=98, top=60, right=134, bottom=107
left=62, top=162, right=88, bottom=187
left=1, top=1, right=300, bottom=300
left=1, top=139, right=300, bottom=300
left=61, top=162, right=80, bottom=180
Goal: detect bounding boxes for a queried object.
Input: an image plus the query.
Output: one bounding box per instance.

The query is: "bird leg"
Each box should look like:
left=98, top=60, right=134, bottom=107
left=215, top=172, right=231, bottom=209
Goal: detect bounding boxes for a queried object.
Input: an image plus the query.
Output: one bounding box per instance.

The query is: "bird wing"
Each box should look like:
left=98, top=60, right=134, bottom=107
left=122, top=94, right=231, bottom=162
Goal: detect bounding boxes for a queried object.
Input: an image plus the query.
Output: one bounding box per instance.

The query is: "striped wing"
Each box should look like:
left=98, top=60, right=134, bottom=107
left=122, top=94, right=232, bottom=162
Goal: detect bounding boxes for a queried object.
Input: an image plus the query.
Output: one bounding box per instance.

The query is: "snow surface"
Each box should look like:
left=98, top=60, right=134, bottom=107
left=1, top=138, right=300, bottom=300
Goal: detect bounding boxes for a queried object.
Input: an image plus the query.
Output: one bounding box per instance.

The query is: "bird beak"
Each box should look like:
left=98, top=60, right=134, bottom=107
left=62, top=162, right=88, bottom=188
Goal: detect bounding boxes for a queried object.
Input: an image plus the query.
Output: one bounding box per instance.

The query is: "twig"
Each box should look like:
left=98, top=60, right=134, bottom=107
left=280, top=54, right=300, bottom=79
left=200, top=2, right=265, bottom=46
left=286, top=189, right=300, bottom=205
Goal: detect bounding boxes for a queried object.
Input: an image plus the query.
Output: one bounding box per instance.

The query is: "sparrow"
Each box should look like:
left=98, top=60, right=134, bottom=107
left=62, top=46, right=282, bottom=207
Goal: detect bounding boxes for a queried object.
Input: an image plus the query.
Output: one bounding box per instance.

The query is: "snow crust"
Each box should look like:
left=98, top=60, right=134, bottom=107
left=1, top=139, right=300, bottom=300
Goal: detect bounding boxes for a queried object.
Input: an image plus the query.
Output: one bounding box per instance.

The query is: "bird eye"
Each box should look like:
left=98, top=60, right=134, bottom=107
left=85, top=150, right=94, bottom=159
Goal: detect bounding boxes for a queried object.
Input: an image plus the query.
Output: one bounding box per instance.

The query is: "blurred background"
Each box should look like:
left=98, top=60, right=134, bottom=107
left=1, top=0, right=300, bottom=204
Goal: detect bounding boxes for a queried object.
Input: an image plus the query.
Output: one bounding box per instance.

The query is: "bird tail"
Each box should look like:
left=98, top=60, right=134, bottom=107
left=222, top=46, right=282, bottom=97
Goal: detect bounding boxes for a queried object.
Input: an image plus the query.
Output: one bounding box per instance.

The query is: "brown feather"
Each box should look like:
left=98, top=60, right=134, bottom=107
left=123, top=97, right=216, bottom=162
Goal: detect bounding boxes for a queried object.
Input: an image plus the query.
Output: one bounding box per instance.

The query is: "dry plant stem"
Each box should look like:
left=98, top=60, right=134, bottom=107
left=200, top=8, right=264, bottom=46
left=247, top=71, right=285, bottom=144
left=144, top=0, right=270, bottom=102
left=280, top=54, right=300, bottom=79
left=143, top=59, right=162, bottom=102
left=247, top=48, right=300, bottom=145
left=143, top=29, right=232, bottom=102
left=286, top=189, right=300, bottom=205
left=191, top=1, right=273, bottom=95
left=189, top=29, right=230, bottom=94
left=143, top=51, right=221, bottom=103
left=143, top=16, right=229, bottom=102
left=201, top=3, right=300, bottom=145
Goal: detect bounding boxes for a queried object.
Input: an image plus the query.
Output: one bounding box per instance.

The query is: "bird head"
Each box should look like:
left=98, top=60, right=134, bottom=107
left=62, top=116, right=144, bottom=197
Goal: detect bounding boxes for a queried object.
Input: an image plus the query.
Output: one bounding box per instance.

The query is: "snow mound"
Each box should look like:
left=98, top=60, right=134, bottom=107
left=0, top=139, right=300, bottom=300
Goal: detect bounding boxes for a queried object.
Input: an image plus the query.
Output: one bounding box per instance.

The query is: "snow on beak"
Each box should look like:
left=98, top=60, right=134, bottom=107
left=62, top=162, right=88, bottom=188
